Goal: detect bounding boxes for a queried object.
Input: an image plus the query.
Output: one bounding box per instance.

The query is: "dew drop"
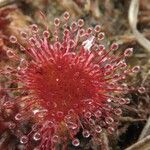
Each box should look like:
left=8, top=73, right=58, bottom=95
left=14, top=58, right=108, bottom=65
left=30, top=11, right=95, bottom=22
left=33, top=132, right=41, bottom=141
left=8, top=122, right=16, bottom=129
left=114, top=108, right=122, bottom=116
left=99, top=44, right=105, bottom=51
left=82, top=130, right=90, bottom=138
left=79, top=29, right=85, bottom=36
left=63, top=29, right=70, bottom=36
left=74, top=72, right=80, bottom=78
left=52, top=135, right=59, bottom=143
left=68, top=109, right=75, bottom=115
left=88, top=118, right=95, bottom=125
left=63, top=11, right=70, bottom=20
left=73, top=103, right=79, bottom=108
left=70, top=22, right=78, bottom=32
left=78, top=19, right=84, bottom=27
left=94, top=110, right=102, bottom=118
left=87, top=27, right=93, bottom=34
left=19, top=59, right=28, bottom=70
left=95, top=125, right=102, bottom=133
left=64, top=115, right=72, bottom=123
left=92, top=44, right=99, bottom=51
left=19, top=45, right=26, bottom=51
left=104, top=71, right=112, bottom=76
left=29, top=37, right=36, bottom=46
left=32, top=124, right=40, bottom=132
left=31, top=24, right=39, bottom=33
left=84, top=111, right=91, bottom=118
left=113, top=74, right=120, bottom=78
left=54, top=18, right=60, bottom=26
left=3, top=101, right=14, bottom=109
left=72, top=138, right=80, bottom=147
left=68, top=40, right=75, bottom=48
left=124, top=48, right=133, bottom=57
left=56, top=78, right=59, bottom=82
left=43, top=30, right=50, bottom=38
left=105, top=64, right=112, bottom=70
left=105, top=117, right=114, bottom=124
left=107, top=127, right=115, bottom=134
left=57, top=111, right=64, bottom=117
left=80, top=79, right=85, bottom=84
left=110, top=43, right=119, bottom=50
left=119, top=98, right=127, bottom=105
left=67, top=122, right=78, bottom=130
left=138, top=87, right=146, bottom=93
left=132, top=66, right=140, bottom=73
left=9, top=35, right=17, bottom=43
left=15, top=113, right=22, bottom=121
left=107, top=98, right=112, bottom=102
left=94, top=25, right=101, bottom=33
left=120, top=62, right=127, bottom=69
left=20, top=31, right=28, bottom=39
left=6, top=50, right=16, bottom=58
left=54, top=42, right=61, bottom=50
left=98, top=32, right=105, bottom=40
left=5, top=66, right=13, bottom=72
left=125, top=98, right=130, bottom=104
left=20, top=135, right=28, bottom=144
left=46, top=120, right=54, bottom=128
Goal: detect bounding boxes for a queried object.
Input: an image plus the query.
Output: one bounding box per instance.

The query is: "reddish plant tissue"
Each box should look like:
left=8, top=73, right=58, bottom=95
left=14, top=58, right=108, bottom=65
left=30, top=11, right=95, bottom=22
left=0, top=12, right=145, bottom=149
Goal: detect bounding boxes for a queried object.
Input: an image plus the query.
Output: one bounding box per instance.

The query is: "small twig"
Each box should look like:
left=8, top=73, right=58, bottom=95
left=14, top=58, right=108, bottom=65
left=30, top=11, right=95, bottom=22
left=125, top=135, right=150, bottom=150
left=58, top=0, right=83, bottom=16
left=117, top=124, right=130, bottom=137
left=101, top=132, right=110, bottom=150
left=142, top=70, right=150, bottom=85
left=112, top=32, right=150, bottom=45
left=128, top=0, right=150, bottom=52
left=123, top=105, right=145, bottom=114
left=139, top=115, right=150, bottom=140
left=0, top=132, right=9, bottom=149
left=120, top=117, right=146, bottom=123
left=90, top=0, right=101, bottom=19
left=0, top=0, right=17, bottom=8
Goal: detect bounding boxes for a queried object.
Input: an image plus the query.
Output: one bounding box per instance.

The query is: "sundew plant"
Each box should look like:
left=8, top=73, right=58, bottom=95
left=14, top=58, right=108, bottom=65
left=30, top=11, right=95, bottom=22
left=0, top=12, right=145, bottom=150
